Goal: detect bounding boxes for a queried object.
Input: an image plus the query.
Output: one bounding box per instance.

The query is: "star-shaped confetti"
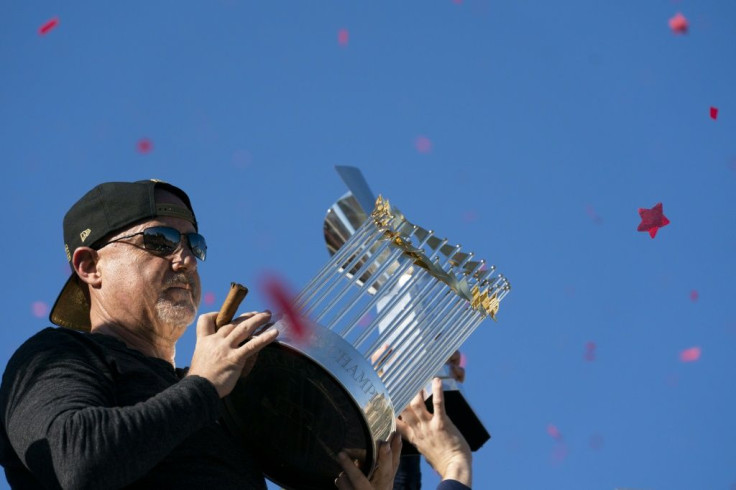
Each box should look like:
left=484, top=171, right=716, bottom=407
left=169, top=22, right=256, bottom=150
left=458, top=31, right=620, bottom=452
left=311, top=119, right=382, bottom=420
left=669, top=13, right=688, bottom=34
left=39, top=17, right=59, bottom=36
left=637, top=202, right=670, bottom=238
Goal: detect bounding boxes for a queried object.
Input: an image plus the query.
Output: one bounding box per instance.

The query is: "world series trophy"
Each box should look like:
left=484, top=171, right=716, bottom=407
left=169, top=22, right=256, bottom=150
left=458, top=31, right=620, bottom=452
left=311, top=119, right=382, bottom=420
left=222, top=167, right=511, bottom=489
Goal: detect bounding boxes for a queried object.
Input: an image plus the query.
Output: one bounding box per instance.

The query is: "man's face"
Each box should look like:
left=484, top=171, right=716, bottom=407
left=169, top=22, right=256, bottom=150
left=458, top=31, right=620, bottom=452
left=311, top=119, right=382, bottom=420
left=93, top=195, right=202, bottom=340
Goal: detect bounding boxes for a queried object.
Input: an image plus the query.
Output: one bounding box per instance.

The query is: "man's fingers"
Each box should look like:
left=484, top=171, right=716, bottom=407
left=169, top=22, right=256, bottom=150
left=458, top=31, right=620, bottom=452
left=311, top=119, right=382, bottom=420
left=236, top=328, right=279, bottom=358
left=389, top=432, right=402, bottom=471
left=337, top=452, right=365, bottom=488
left=334, top=471, right=354, bottom=490
left=431, top=377, right=446, bottom=418
left=196, top=312, right=218, bottom=337
left=228, top=311, right=272, bottom=345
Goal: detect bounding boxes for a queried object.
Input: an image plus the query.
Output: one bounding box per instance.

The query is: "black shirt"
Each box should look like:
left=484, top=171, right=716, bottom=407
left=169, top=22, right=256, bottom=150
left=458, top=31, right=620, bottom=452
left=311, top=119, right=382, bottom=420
left=0, top=327, right=265, bottom=490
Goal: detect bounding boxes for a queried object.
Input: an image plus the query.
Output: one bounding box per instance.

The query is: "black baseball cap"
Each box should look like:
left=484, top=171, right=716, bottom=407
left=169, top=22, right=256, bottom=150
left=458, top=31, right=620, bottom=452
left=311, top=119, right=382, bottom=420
left=49, top=179, right=198, bottom=331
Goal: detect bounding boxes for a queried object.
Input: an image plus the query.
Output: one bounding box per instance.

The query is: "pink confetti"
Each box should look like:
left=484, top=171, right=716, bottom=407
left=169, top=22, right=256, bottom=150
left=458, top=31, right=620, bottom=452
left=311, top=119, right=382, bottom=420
left=137, top=138, right=153, bottom=154
left=452, top=0, right=463, bottom=4
left=669, top=12, right=688, bottom=34
left=39, top=17, right=59, bottom=36
left=462, top=210, right=478, bottom=222
left=584, top=341, right=596, bottom=361
left=31, top=301, right=48, bottom=318
left=585, top=204, right=603, bottom=224
left=337, top=28, right=349, bottom=47
left=357, top=312, right=374, bottom=327
left=679, top=346, right=701, bottom=362
left=459, top=352, right=467, bottom=368
left=689, top=290, right=699, bottom=302
left=710, top=107, right=719, bottom=120
left=547, top=424, right=563, bottom=441
left=589, top=434, right=604, bottom=450
left=414, top=136, right=432, bottom=154
left=203, top=291, right=215, bottom=306
left=262, top=274, right=309, bottom=341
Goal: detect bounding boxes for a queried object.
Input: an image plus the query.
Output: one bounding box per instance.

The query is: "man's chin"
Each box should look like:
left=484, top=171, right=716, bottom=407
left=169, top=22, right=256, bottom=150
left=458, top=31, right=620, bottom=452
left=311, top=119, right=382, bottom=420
left=157, top=302, right=197, bottom=331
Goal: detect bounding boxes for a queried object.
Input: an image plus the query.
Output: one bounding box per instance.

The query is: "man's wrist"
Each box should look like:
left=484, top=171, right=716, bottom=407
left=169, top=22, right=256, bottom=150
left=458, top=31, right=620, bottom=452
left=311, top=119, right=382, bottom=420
left=441, top=454, right=472, bottom=487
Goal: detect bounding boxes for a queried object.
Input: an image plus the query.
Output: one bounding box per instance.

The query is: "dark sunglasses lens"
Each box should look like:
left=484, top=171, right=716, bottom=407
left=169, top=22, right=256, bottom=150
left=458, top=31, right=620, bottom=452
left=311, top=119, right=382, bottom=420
left=187, top=234, right=207, bottom=261
left=143, top=227, right=180, bottom=254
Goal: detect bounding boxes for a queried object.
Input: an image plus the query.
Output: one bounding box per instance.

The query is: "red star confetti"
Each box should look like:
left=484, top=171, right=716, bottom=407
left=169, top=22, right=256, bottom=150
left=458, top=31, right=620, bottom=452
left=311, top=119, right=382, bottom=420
left=584, top=341, right=596, bottom=361
left=137, top=138, right=153, bottom=154
left=415, top=135, right=432, bottom=154
left=689, top=290, right=699, bottom=302
left=637, top=202, right=670, bottom=238
left=261, top=274, right=309, bottom=341
left=203, top=291, right=216, bottom=306
left=39, top=17, right=59, bottom=36
left=31, top=301, right=49, bottom=318
left=337, top=28, right=349, bottom=47
left=710, top=107, right=719, bottom=120
left=547, top=424, right=563, bottom=441
left=679, top=346, right=701, bottom=362
left=669, top=12, right=688, bottom=34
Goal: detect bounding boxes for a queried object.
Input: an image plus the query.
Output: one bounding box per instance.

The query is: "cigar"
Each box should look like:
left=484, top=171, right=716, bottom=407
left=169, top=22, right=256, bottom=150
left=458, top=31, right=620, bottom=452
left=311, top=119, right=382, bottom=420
left=215, top=282, right=249, bottom=329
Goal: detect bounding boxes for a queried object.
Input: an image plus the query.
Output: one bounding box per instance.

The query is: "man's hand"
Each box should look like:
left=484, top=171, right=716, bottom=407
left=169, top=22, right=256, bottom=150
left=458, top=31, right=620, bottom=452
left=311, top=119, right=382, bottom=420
left=334, top=432, right=402, bottom=490
left=187, top=310, right=278, bottom=398
left=447, top=350, right=465, bottom=383
left=396, top=378, right=473, bottom=486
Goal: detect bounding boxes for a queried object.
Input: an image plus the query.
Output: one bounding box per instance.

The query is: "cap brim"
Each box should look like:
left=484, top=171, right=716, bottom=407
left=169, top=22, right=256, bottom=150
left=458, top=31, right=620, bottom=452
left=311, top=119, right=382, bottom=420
left=49, top=274, right=91, bottom=331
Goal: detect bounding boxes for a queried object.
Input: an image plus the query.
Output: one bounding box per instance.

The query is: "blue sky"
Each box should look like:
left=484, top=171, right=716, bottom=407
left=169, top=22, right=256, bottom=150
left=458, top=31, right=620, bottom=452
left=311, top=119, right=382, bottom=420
left=1, top=1, right=735, bottom=489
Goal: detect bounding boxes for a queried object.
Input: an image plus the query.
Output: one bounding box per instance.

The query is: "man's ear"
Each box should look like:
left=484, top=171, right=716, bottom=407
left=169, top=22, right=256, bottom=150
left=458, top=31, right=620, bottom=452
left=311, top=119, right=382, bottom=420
left=72, top=247, right=102, bottom=288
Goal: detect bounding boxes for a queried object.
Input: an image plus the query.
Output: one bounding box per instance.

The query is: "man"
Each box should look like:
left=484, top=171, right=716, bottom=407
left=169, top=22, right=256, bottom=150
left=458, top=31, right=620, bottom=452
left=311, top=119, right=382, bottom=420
left=0, top=179, right=471, bottom=489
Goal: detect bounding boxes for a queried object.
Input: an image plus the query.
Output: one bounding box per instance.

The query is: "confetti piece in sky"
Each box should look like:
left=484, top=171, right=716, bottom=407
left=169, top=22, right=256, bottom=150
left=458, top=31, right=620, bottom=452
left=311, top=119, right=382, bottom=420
left=459, top=352, right=467, bottom=368
left=452, top=0, right=463, bottom=4
left=137, top=138, right=153, bottom=154
left=337, top=28, right=349, bottom=47
left=668, top=13, right=688, bottom=34
left=585, top=204, right=603, bottom=224
left=637, top=202, right=670, bottom=238
left=584, top=341, right=596, bottom=361
left=261, top=274, right=309, bottom=341
left=547, top=424, right=563, bottom=441
left=589, top=434, right=604, bottom=450
left=550, top=443, right=568, bottom=464
left=415, top=136, right=432, bottom=154
left=357, top=312, right=374, bottom=327
left=203, top=291, right=215, bottom=306
left=679, top=346, right=701, bottom=362
left=39, top=17, right=59, bottom=36
left=31, top=301, right=48, bottom=318
left=689, top=290, right=699, bottom=302
left=462, top=210, right=478, bottom=222
left=710, top=107, right=719, bottom=120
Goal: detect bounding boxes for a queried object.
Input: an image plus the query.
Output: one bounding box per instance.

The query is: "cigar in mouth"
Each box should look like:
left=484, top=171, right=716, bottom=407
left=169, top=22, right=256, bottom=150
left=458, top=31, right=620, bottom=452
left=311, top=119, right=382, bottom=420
left=215, top=282, right=249, bottom=329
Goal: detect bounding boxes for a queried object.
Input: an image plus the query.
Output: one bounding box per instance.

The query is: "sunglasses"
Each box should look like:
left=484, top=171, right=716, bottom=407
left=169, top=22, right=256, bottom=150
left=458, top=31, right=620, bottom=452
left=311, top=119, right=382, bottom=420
left=96, top=226, right=207, bottom=261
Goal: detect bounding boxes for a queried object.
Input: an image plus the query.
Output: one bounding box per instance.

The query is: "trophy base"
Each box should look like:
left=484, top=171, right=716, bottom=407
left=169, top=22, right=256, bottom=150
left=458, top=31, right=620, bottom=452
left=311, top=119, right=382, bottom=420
left=222, top=322, right=395, bottom=490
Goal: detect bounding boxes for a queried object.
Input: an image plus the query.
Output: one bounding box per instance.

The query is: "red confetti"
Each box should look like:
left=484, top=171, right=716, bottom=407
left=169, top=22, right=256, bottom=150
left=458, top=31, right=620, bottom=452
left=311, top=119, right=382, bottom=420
left=415, top=136, right=432, bottom=154
left=547, top=424, right=563, bottom=441
left=710, top=107, right=719, bottom=120
left=689, top=290, right=699, bottom=302
left=679, top=346, right=701, bottom=362
left=137, top=138, right=153, bottom=154
left=39, top=17, right=59, bottom=36
left=262, top=274, right=309, bottom=341
left=637, top=202, right=670, bottom=238
left=337, top=28, right=349, bottom=47
left=203, top=291, right=215, bottom=306
left=584, top=341, right=596, bottom=361
left=31, top=301, right=48, bottom=318
left=668, top=12, right=688, bottom=34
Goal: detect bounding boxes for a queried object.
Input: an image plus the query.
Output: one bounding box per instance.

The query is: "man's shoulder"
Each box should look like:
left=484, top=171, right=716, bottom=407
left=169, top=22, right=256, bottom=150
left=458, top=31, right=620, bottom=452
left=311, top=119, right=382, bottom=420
left=6, top=327, right=102, bottom=371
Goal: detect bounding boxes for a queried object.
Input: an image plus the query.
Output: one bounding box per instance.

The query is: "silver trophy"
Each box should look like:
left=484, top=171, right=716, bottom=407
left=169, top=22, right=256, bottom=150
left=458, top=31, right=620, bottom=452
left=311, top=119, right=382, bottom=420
left=222, top=167, right=510, bottom=489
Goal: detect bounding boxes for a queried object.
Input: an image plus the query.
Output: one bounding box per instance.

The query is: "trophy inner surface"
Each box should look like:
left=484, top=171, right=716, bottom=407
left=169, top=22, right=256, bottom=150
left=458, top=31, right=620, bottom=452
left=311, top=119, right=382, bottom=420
left=222, top=323, right=394, bottom=490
